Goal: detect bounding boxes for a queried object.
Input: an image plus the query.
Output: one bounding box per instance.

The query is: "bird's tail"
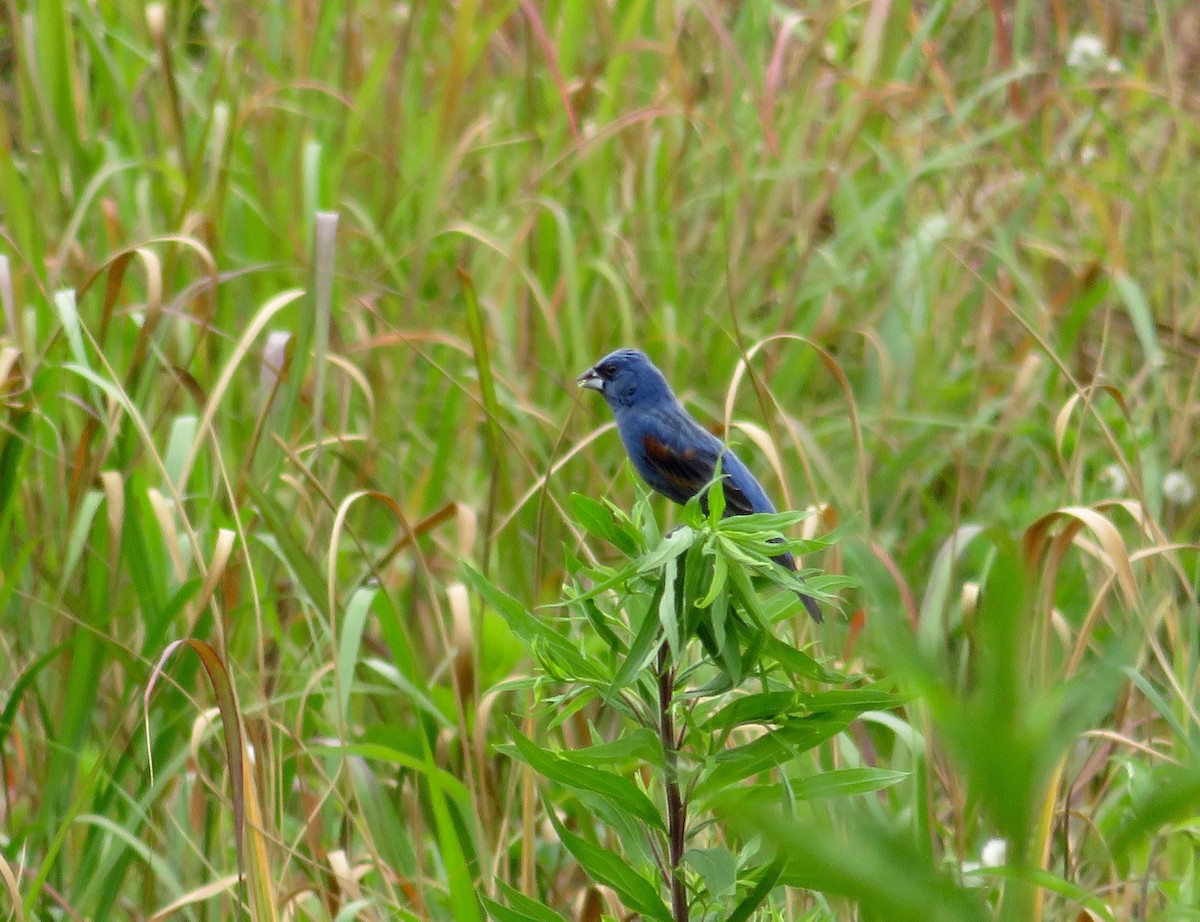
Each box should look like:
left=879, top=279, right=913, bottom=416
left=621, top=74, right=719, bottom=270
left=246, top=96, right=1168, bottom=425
left=772, top=548, right=823, bottom=624
left=797, top=589, right=823, bottom=624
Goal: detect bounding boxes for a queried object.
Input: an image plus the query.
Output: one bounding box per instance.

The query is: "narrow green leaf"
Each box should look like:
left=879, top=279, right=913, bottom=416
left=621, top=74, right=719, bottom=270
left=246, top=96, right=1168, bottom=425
left=726, top=859, right=784, bottom=922
left=560, top=728, right=663, bottom=767
left=509, top=730, right=664, bottom=830
left=569, top=492, right=639, bottom=555
left=729, top=805, right=990, bottom=922
left=1110, top=761, right=1200, bottom=856
left=336, top=586, right=377, bottom=724
left=791, top=768, right=910, bottom=801
left=1112, top=272, right=1163, bottom=369
left=614, top=580, right=665, bottom=688
left=685, top=846, right=737, bottom=898
left=698, top=552, right=728, bottom=608
left=762, top=635, right=848, bottom=684
left=797, top=687, right=908, bottom=714
left=550, top=820, right=672, bottom=922
left=706, top=462, right=726, bottom=521
left=54, top=289, right=90, bottom=370
left=695, top=715, right=851, bottom=799
left=483, top=881, right=569, bottom=922
left=247, top=482, right=329, bottom=615
left=657, top=555, right=680, bottom=659
left=701, top=692, right=797, bottom=731
left=162, top=415, right=198, bottom=494
left=637, top=525, right=696, bottom=574
left=465, top=565, right=602, bottom=680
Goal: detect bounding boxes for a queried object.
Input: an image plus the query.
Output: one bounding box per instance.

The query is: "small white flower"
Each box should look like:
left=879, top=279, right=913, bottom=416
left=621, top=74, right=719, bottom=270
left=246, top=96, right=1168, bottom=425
left=1105, top=57, right=1123, bottom=75
left=1101, top=463, right=1128, bottom=493
left=1067, top=34, right=1105, bottom=70
left=259, top=330, right=292, bottom=397
left=1079, top=145, right=1098, bottom=166
left=1164, top=471, right=1196, bottom=506
left=980, top=837, right=1007, bottom=868
left=961, top=837, right=1008, bottom=884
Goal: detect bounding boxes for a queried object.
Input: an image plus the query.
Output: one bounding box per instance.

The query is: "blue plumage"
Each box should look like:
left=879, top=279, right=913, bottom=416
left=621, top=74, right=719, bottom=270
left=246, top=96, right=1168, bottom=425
left=578, top=348, right=821, bottom=622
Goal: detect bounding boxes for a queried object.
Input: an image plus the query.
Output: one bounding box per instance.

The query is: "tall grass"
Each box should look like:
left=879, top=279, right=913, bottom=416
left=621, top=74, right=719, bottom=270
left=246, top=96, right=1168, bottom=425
left=1, top=1, right=1197, bottom=919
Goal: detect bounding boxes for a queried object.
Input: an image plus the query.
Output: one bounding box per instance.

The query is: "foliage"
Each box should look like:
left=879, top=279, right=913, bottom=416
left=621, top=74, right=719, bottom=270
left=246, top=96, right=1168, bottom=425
left=473, top=488, right=872, bottom=918
left=1, top=1, right=1198, bottom=920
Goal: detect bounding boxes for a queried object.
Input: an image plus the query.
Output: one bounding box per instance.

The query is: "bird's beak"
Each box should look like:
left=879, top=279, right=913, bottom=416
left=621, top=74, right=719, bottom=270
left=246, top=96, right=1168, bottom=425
left=576, top=368, right=603, bottom=391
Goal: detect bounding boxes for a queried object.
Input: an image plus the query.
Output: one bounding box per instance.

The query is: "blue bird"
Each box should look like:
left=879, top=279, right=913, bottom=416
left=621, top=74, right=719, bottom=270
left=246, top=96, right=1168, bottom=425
left=577, top=348, right=821, bottom=623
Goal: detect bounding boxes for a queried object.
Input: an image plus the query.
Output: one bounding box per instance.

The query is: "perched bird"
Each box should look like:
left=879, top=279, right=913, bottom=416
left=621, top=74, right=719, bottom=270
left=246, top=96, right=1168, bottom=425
left=577, top=348, right=821, bottom=622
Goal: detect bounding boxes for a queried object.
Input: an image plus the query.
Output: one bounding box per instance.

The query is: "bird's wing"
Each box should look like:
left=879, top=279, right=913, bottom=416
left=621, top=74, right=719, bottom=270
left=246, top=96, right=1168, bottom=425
left=715, top=445, right=776, bottom=516
left=639, top=431, right=716, bottom=505
left=640, top=424, right=759, bottom=515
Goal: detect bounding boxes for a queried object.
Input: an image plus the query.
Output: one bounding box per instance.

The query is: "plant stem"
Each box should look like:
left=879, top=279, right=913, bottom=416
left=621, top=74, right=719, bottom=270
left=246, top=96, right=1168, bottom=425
left=657, top=641, right=689, bottom=922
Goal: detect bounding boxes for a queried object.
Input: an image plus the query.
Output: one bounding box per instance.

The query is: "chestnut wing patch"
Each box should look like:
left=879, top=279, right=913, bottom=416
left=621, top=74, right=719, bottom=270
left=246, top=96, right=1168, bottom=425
left=641, top=434, right=707, bottom=498
left=641, top=435, right=753, bottom=515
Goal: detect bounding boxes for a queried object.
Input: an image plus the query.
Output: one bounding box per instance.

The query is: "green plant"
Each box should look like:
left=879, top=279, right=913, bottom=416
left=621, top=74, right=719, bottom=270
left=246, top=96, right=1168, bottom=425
left=3, top=2, right=1199, bottom=918
left=469, top=484, right=894, bottom=919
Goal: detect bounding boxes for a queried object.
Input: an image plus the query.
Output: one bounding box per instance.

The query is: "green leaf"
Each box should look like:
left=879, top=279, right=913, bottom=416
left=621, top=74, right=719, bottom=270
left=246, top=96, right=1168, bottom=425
left=710, top=586, right=729, bottom=653
left=560, top=558, right=640, bottom=603
left=717, top=610, right=743, bottom=685
left=482, top=881, right=569, bottom=922
left=706, top=460, right=726, bottom=520
left=0, top=409, right=31, bottom=532
left=716, top=510, right=814, bottom=533
left=1112, top=272, right=1163, bottom=369
left=575, top=592, right=623, bottom=651
left=726, top=859, right=784, bottom=922
left=694, top=715, right=851, bottom=799
left=530, top=633, right=607, bottom=684
left=762, top=635, right=848, bottom=684
left=681, top=541, right=712, bottom=632
left=637, top=525, right=696, bottom=574
left=729, top=805, right=990, bottom=922
left=797, top=686, right=908, bottom=714
left=569, top=492, right=639, bottom=555
left=791, top=767, right=910, bottom=800
left=465, top=565, right=605, bottom=683
left=551, top=822, right=672, bottom=922
left=508, top=730, right=665, bottom=830
left=146, top=639, right=246, bottom=881
left=463, top=563, right=537, bottom=638
left=978, top=867, right=1116, bottom=922
left=717, top=535, right=768, bottom=570
left=685, top=846, right=737, bottom=898
left=701, top=692, right=797, bottom=731
left=544, top=688, right=601, bottom=732
left=698, top=551, right=728, bottom=608
left=561, top=728, right=663, bottom=767
left=54, top=289, right=90, bottom=371
left=614, top=581, right=665, bottom=688
left=727, top=560, right=769, bottom=630
left=336, top=585, right=377, bottom=723
left=1110, top=761, right=1200, bottom=856
left=657, top=555, right=680, bottom=659
left=309, top=742, right=473, bottom=808
left=248, top=482, right=329, bottom=615
left=0, top=641, right=71, bottom=753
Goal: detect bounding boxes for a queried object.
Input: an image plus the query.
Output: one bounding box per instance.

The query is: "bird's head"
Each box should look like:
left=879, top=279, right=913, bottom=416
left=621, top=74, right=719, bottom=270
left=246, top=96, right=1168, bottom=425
left=577, top=348, right=673, bottom=409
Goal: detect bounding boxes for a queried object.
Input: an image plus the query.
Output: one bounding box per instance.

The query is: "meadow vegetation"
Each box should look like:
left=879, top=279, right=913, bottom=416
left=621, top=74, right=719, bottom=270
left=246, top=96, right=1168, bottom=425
left=1, top=1, right=1198, bottom=919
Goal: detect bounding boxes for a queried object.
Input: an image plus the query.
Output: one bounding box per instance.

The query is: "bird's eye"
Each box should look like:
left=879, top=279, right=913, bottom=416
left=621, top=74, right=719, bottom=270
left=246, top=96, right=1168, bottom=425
left=598, top=364, right=615, bottom=379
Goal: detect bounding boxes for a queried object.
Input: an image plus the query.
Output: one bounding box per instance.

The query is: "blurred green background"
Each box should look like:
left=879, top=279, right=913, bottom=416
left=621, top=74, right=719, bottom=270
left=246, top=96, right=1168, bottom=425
left=1, top=1, right=1198, bottom=919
